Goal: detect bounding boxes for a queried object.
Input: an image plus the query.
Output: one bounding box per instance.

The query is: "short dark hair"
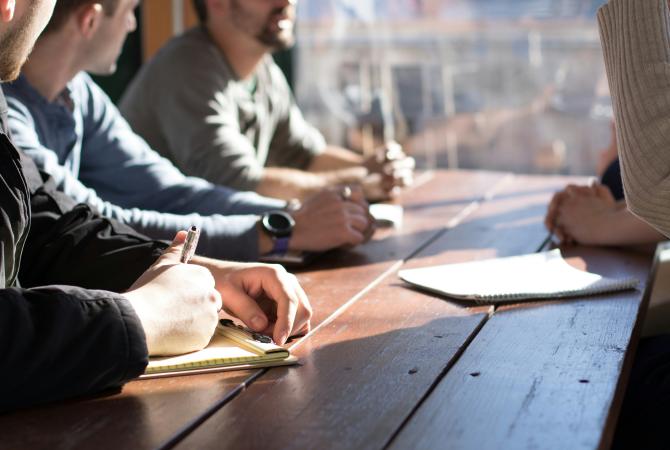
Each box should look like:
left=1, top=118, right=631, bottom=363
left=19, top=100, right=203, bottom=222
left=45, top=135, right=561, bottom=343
left=43, top=0, right=121, bottom=34
left=192, top=0, right=208, bottom=23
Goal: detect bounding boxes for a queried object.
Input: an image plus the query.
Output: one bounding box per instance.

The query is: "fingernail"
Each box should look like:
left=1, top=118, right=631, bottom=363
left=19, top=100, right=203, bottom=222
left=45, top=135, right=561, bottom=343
left=250, top=315, right=265, bottom=331
left=278, top=332, right=289, bottom=344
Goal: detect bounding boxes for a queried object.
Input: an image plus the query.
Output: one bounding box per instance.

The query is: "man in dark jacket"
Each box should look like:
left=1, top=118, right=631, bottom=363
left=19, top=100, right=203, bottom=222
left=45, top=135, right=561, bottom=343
left=0, top=0, right=312, bottom=412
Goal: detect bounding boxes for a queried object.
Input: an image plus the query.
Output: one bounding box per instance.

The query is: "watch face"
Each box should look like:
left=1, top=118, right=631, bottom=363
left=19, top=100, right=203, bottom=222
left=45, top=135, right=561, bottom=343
left=263, top=211, right=295, bottom=237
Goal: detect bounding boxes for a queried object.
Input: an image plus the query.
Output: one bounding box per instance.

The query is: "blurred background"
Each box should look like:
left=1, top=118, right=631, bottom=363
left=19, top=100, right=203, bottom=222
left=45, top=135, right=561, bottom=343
left=107, top=0, right=611, bottom=176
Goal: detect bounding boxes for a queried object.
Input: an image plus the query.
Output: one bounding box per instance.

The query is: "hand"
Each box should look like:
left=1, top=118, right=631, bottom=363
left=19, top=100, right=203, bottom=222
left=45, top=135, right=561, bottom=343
left=545, top=184, right=618, bottom=245
left=363, top=141, right=415, bottom=201
left=124, top=232, right=222, bottom=356
left=208, top=262, right=313, bottom=344
left=289, top=187, right=375, bottom=251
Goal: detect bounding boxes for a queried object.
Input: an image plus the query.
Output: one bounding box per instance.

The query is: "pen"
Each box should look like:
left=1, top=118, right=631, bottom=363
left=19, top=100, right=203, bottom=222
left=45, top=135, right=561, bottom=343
left=180, top=226, right=200, bottom=264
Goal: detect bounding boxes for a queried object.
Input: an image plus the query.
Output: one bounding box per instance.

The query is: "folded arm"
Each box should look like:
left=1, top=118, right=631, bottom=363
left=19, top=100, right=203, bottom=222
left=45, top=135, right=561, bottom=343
left=599, top=0, right=670, bottom=237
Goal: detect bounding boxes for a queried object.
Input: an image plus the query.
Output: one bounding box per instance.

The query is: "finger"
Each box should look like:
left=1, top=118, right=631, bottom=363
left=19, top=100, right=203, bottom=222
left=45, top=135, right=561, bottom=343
left=211, top=289, right=223, bottom=313
left=347, top=209, right=372, bottom=233
left=219, top=285, right=269, bottom=333
left=565, top=184, right=586, bottom=197
left=343, top=199, right=369, bottom=217
left=594, top=184, right=615, bottom=201
left=545, top=193, right=564, bottom=230
left=398, top=172, right=413, bottom=188
left=565, top=185, right=589, bottom=197
left=155, top=230, right=188, bottom=266
left=383, top=141, right=404, bottom=159
left=288, top=275, right=312, bottom=336
left=261, top=271, right=299, bottom=344
left=554, top=225, right=567, bottom=243
left=383, top=169, right=413, bottom=189
left=393, top=167, right=415, bottom=181
left=385, top=157, right=416, bottom=173
left=345, top=224, right=366, bottom=246
left=347, top=186, right=369, bottom=209
left=362, top=218, right=376, bottom=242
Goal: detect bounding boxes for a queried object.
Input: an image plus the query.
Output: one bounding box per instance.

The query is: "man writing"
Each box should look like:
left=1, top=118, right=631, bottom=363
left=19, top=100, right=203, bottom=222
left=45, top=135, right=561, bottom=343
left=0, top=0, right=311, bottom=412
left=120, top=0, right=415, bottom=202
left=5, top=0, right=374, bottom=262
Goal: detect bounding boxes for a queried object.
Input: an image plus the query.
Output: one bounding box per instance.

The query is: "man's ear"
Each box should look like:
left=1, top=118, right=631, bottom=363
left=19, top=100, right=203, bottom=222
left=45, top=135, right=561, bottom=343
left=76, top=2, right=104, bottom=38
left=0, top=0, right=16, bottom=23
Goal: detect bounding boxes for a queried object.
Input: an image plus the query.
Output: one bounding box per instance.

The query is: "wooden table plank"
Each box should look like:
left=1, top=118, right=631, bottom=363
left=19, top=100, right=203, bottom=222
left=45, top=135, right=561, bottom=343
left=175, top=291, right=488, bottom=450
left=290, top=170, right=509, bottom=344
left=388, top=247, right=652, bottom=450
left=174, top=174, right=576, bottom=450
left=0, top=170, right=504, bottom=450
left=404, top=174, right=580, bottom=269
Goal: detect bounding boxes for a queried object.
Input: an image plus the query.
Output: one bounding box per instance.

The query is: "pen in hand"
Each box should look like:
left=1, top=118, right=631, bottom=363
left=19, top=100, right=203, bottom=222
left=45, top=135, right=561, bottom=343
left=180, top=226, right=201, bottom=264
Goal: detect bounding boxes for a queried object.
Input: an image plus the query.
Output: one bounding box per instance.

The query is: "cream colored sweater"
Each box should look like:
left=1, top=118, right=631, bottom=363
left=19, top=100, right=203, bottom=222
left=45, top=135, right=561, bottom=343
left=599, top=0, right=670, bottom=237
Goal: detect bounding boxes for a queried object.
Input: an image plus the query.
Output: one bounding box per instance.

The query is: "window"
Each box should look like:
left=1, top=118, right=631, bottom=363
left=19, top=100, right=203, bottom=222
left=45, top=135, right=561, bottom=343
left=294, top=0, right=610, bottom=175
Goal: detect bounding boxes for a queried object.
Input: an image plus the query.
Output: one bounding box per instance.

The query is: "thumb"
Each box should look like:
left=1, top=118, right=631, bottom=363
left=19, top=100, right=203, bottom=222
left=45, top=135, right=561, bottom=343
left=595, top=183, right=612, bottom=196
left=157, top=230, right=188, bottom=265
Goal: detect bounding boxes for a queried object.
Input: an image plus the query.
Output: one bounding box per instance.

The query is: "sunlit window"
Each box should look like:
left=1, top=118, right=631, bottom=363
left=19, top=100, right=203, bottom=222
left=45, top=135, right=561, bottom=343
left=294, top=0, right=610, bottom=175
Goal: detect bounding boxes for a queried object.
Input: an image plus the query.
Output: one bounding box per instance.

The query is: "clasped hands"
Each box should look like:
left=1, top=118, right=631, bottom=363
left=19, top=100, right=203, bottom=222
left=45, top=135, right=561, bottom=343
left=362, top=141, right=415, bottom=201
left=544, top=182, right=619, bottom=245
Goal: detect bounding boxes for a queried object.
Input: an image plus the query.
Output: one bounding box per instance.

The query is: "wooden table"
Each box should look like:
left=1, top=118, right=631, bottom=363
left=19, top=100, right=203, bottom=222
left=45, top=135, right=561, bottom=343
left=0, top=170, right=653, bottom=450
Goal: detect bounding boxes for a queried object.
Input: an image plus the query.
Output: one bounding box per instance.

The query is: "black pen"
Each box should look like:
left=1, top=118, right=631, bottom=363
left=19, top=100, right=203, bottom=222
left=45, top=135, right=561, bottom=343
left=180, top=226, right=200, bottom=263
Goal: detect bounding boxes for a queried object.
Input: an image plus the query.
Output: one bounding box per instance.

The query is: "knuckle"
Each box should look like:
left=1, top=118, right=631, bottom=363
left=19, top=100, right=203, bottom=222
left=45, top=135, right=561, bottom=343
left=304, top=302, right=314, bottom=319
left=269, top=264, right=285, bottom=276
left=208, top=290, right=220, bottom=305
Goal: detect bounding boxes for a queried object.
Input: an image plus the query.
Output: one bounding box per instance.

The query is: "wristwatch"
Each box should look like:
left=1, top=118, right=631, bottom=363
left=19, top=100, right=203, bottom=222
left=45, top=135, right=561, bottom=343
left=261, top=210, right=295, bottom=255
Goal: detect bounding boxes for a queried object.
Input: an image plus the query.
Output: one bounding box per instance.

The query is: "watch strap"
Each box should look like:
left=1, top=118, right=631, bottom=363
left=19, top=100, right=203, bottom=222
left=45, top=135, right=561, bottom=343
left=270, top=236, right=291, bottom=255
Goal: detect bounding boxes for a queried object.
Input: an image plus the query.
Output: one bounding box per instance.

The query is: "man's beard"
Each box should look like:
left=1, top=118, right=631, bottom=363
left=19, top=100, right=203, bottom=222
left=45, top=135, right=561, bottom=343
left=257, top=26, right=294, bottom=51
left=0, top=7, right=37, bottom=81
left=230, top=0, right=295, bottom=51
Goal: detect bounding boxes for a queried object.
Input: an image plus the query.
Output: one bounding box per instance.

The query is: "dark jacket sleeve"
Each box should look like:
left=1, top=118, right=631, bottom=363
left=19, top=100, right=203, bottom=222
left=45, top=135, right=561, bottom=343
left=0, top=286, right=148, bottom=412
left=19, top=150, right=168, bottom=291
left=0, top=152, right=167, bottom=412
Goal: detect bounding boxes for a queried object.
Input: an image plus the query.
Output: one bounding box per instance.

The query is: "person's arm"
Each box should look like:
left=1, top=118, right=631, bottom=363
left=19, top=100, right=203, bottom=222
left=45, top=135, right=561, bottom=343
left=0, top=154, right=164, bottom=412
left=0, top=285, right=149, bottom=412
left=598, top=0, right=670, bottom=237
left=258, top=146, right=372, bottom=200
left=78, top=74, right=285, bottom=216
left=255, top=164, right=368, bottom=201
left=6, top=98, right=273, bottom=261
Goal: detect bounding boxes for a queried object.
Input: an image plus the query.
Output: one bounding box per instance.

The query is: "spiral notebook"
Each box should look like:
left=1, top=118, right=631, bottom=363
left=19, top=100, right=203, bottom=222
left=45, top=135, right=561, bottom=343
left=398, top=249, right=639, bottom=304
left=141, top=319, right=298, bottom=379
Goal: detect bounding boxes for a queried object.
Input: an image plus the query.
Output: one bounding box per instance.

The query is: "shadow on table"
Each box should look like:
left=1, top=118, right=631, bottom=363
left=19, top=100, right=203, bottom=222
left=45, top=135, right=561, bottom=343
left=213, top=316, right=486, bottom=449
left=298, top=202, right=549, bottom=272
left=0, top=371, right=256, bottom=450
left=403, top=185, right=560, bottom=212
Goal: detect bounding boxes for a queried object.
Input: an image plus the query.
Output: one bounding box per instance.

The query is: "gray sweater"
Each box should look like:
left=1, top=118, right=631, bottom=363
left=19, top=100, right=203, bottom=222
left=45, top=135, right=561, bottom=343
left=120, top=26, right=326, bottom=192
left=599, top=0, right=670, bottom=237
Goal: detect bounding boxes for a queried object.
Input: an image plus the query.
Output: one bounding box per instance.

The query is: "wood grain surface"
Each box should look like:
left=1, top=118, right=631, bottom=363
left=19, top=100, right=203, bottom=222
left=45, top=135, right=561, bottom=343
left=0, top=170, right=503, bottom=450
left=388, top=248, right=652, bottom=450
left=175, top=175, right=586, bottom=450
left=1, top=172, right=649, bottom=450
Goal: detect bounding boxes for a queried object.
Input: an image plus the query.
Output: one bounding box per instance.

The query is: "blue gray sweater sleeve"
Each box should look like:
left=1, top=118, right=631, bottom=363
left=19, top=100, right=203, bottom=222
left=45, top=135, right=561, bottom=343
left=6, top=75, right=287, bottom=261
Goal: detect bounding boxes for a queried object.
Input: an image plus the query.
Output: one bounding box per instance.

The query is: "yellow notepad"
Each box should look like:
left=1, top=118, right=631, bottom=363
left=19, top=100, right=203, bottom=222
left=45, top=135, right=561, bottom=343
left=141, top=320, right=299, bottom=379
